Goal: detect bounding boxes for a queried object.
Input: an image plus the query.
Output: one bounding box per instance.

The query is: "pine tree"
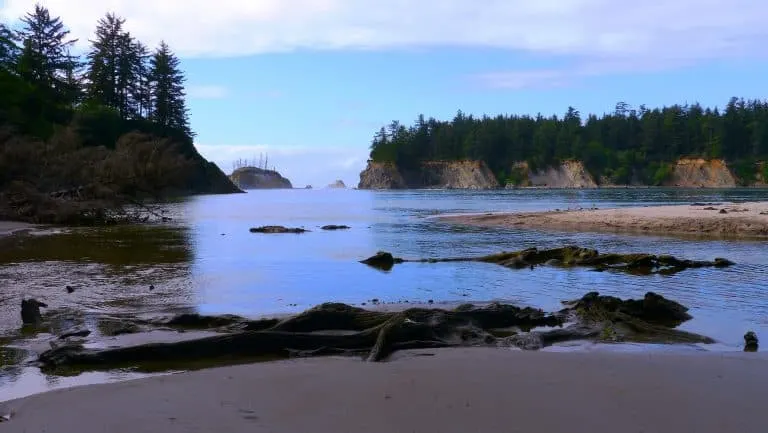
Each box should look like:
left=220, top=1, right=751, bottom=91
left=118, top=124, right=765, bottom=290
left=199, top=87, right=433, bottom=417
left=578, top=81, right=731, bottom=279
left=86, top=13, right=126, bottom=114
left=130, top=40, right=152, bottom=118
left=150, top=41, right=191, bottom=138
left=0, top=22, right=19, bottom=71
left=14, top=4, right=77, bottom=94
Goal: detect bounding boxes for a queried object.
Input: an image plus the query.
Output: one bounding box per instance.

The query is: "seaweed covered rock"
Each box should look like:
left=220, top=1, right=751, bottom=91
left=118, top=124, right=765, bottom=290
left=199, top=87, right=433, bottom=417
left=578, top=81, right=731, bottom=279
left=365, top=245, right=735, bottom=276
left=564, top=291, right=692, bottom=327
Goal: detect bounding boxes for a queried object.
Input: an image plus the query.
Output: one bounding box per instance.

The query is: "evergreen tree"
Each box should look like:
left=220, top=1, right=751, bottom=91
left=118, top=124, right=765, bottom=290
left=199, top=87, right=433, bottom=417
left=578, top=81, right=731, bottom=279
left=14, top=4, right=77, bottom=94
left=0, top=22, right=19, bottom=70
left=86, top=13, right=126, bottom=114
left=150, top=41, right=190, bottom=138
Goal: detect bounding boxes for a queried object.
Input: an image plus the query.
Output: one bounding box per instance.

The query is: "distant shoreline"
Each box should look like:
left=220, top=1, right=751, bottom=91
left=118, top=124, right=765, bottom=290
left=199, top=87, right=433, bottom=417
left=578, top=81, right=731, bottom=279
left=438, top=201, right=768, bottom=238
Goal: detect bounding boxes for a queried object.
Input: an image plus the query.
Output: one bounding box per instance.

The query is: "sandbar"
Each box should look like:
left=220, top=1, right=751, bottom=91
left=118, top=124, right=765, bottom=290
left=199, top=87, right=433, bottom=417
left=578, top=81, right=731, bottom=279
left=440, top=201, right=768, bottom=238
left=2, top=348, right=767, bottom=433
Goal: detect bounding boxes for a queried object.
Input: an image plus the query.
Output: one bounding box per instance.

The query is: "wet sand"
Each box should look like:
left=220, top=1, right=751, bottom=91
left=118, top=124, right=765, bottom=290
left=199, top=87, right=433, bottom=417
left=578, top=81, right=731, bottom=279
left=2, top=348, right=767, bottom=433
left=0, top=221, right=37, bottom=237
left=440, top=201, right=768, bottom=238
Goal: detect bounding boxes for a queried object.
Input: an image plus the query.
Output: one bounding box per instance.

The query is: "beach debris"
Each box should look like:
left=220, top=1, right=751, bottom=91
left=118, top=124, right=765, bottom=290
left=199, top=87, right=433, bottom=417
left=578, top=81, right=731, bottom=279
left=249, top=225, right=308, bottom=234
left=321, top=225, right=350, bottom=230
left=744, top=331, right=759, bottom=352
left=719, top=209, right=728, bottom=214
left=0, top=412, right=13, bottom=423
left=36, top=292, right=714, bottom=370
left=361, top=246, right=735, bottom=276
left=360, top=252, right=403, bottom=271
left=21, top=298, right=47, bottom=324
left=703, top=207, right=718, bottom=210
left=66, top=285, right=75, bottom=293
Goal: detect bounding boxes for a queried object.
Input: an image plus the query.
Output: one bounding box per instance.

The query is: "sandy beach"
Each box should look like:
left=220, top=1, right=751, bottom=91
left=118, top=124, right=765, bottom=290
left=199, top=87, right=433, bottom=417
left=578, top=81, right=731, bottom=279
left=2, top=348, right=767, bottom=433
left=440, top=201, right=768, bottom=238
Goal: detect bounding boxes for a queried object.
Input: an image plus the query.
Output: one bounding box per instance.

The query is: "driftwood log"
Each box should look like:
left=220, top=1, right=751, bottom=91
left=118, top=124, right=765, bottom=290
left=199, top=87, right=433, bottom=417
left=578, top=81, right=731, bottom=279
left=38, top=292, right=714, bottom=371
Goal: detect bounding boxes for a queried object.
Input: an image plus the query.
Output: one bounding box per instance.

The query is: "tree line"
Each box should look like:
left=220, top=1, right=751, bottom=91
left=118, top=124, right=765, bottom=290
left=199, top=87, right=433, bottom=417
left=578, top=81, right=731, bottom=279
left=369, top=99, right=768, bottom=185
left=0, top=3, right=191, bottom=144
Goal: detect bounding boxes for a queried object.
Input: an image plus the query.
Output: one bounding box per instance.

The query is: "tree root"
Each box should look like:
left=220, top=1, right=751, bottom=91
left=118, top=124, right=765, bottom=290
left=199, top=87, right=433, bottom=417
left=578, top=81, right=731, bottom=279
left=36, top=292, right=716, bottom=371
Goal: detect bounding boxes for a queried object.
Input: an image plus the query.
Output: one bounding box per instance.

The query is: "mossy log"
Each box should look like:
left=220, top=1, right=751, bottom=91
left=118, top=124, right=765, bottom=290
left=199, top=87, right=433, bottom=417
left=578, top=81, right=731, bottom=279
left=362, top=245, right=734, bottom=275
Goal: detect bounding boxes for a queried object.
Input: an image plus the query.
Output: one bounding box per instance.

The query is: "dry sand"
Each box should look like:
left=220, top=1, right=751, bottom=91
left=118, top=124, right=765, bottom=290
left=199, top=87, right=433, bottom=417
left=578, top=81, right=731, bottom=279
left=2, top=348, right=768, bottom=433
left=441, top=201, right=768, bottom=238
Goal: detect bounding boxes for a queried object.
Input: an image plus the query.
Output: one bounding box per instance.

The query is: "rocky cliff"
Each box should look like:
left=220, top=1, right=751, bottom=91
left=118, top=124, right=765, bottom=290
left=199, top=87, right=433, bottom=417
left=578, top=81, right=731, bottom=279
left=508, top=160, right=597, bottom=188
left=663, top=158, right=738, bottom=188
left=229, top=167, right=293, bottom=189
left=358, top=161, right=498, bottom=189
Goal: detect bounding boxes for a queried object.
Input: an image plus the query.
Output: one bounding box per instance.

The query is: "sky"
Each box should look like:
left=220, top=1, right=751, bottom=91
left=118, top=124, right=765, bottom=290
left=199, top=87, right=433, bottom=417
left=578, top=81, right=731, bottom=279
left=2, top=0, right=768, bottom=187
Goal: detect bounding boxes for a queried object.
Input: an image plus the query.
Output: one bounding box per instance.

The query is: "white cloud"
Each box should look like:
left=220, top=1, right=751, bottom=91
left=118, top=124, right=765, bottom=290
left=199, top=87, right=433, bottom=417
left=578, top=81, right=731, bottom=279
left=1, top=0, right=766, bottom=65
left=195, top=143, right=370, bottom=188
left=186, top=85, right=229, bottom=99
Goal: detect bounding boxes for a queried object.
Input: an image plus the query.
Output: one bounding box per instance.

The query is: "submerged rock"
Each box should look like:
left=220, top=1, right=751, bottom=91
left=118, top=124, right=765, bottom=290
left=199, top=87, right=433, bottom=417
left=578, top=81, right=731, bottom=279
left=744, top=331, right=759, bottom=352
left=59, top=326, right=91, bottom=339
left=321, top=225, right=350, bottom=230
left=21, top=298, right=47, bottom=324
left=249, top=225, right=308, bottom=234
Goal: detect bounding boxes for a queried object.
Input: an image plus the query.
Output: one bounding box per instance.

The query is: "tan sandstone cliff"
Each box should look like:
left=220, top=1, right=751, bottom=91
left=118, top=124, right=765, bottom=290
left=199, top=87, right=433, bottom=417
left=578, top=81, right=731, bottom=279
left=508, top=160, right=597, bottom=188
left=663, top=158, right=737, bottom=188
left=358, top=160, right=498, bottom=189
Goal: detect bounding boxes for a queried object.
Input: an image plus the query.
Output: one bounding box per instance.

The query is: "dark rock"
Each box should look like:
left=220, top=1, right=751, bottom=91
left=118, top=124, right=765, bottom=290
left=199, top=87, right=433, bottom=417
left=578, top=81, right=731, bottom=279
left=719, top=209, right=728, bottom=214
left=360, top=252, right=403, bottom=271
left=149, top=285, right=155, bottom=291
left=744, top=331, right=759, bottom=352
left=66, top=285, right=75, bottom=294
left=59, top=326, right=91, bottom=339
left=249, top=226, right=307, bottom=234
left=21, top=298, right=47, bottom=324
left=321, top=225, right=350, bottom=230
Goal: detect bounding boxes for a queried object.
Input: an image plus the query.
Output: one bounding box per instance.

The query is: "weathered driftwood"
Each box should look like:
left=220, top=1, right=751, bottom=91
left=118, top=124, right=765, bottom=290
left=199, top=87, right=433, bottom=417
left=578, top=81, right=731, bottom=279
left=37, top=292, right=715, bottom=370
left=361, top=246, right=734, bottom=275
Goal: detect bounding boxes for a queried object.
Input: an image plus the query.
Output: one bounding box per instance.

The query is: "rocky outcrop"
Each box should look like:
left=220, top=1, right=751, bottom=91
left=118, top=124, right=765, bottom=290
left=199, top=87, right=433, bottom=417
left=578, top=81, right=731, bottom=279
left=229, top=167, right=292, bottom=190
left=507, top=160, right=597, bottom=188
left=663, top=158, right=737, bottom=187
left=327, top=180, right=346, bottom=188
left=358, top=160, right=498, bottom=189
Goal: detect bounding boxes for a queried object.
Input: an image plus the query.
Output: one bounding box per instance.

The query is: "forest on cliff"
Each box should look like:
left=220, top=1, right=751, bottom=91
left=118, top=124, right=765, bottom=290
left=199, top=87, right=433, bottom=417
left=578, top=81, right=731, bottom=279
left=0, top=5, right=236, bottom=224
left=369, top=100, right=768, bottom=185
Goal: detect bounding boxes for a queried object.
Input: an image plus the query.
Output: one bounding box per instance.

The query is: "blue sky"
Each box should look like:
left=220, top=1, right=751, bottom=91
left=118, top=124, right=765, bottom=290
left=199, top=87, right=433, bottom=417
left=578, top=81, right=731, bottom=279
left=3, top=0, right=768, bottom=187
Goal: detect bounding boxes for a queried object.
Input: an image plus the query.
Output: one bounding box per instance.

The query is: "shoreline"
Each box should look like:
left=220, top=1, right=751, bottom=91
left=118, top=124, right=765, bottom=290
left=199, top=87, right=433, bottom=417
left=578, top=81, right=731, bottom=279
left=438, top=201, right=768, bottom=238
left=0, top=221, right=39, bottom=237
left=2, top=348, right=767, bottom=432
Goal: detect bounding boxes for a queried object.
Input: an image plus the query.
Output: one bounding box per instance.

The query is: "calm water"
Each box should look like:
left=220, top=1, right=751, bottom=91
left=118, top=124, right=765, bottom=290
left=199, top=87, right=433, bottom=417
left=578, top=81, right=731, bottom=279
left=2, top=188, right=768, bottom=400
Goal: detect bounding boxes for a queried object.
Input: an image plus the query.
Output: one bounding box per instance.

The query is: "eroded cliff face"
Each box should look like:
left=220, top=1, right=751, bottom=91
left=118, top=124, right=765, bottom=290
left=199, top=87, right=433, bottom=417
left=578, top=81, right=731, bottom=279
left=663, top=159, right=737, bottom=188
left=230, top=167, right=293, bottom=189
left=357, top=161, right=498, bottom=189
left=509, top=160, right=597, bottom=188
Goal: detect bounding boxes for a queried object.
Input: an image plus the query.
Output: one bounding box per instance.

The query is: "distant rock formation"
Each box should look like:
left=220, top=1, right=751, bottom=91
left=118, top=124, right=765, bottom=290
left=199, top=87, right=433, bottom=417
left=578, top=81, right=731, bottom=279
left=229, top=167, right=292, bottom=190
left=358, top=160, right=498, bottom=189
left=327, top=180, right=346, bottom=188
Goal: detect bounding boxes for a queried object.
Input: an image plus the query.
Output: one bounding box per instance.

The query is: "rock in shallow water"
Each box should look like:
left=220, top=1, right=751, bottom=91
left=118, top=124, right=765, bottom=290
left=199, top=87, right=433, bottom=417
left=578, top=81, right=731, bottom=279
left=249, top=225, right=307, bottom=234
left=744, top=331, right=759, bottom=352
left=21, top=298, right=47, bottom=324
